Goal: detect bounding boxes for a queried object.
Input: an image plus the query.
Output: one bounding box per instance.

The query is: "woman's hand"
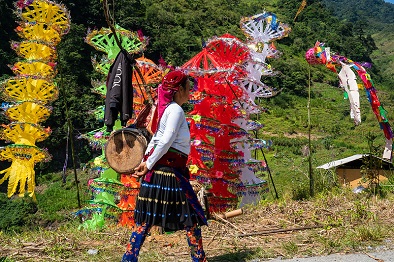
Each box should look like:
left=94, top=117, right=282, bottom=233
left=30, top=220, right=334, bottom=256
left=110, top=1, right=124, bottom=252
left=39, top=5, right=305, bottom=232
left=133, top=162, right=149, bottom=178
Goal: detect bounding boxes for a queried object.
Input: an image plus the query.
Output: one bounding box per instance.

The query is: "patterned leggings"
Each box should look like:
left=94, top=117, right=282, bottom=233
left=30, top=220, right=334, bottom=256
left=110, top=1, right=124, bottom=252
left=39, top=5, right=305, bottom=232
left=122, top=223, right=206, bottom=262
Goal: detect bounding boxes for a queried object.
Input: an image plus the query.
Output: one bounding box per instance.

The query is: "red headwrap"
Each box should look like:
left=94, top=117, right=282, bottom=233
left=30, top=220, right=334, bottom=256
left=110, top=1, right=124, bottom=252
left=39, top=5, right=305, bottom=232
left=150, top=70, right=188, bottom=133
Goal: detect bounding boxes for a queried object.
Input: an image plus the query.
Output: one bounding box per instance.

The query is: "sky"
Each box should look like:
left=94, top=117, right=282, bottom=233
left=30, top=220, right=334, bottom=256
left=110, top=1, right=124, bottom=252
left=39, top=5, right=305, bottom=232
left=384, top=0, right=394, bottom=3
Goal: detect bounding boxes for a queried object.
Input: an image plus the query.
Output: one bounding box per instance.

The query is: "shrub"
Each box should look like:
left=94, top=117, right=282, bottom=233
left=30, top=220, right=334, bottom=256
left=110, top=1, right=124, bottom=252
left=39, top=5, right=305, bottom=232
left=0, top=194, right=37, bottom=232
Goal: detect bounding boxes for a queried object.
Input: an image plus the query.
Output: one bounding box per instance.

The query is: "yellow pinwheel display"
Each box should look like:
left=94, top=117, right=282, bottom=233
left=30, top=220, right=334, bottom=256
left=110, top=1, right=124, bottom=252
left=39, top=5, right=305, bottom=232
left=1, top=123, right=51, bottom=145
left=20, top=0, right=70, bottom=35
left=3, top=77, right=58, bottom=103
left=0, top=146, right=50, bottom=198
left=12, top=41, right=57, bottom=61
left=0, top=0, right=70, bottom=199
left=5, top=102, right=52, bottom=123
left=11, top=61, right=56, bottom=78
left=16, top=23, right=61, bottom=45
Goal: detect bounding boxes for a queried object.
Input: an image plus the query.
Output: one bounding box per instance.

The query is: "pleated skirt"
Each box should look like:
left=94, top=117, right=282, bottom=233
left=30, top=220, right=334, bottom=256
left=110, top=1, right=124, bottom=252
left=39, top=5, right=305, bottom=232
left=134, top=167, right=205, bottom=231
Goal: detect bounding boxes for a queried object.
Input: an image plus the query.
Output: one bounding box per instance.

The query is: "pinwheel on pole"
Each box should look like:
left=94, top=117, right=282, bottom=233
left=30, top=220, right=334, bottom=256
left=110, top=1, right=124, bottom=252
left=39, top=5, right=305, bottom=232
left=183, top=32, right=274, bottom=212
left=81, top=16, right=165, bottom=228
left=306, top=41, right=393, bottom=160
left=0, top=0, right=70, bottom=199
left=182, top=11, right=291, bottom=211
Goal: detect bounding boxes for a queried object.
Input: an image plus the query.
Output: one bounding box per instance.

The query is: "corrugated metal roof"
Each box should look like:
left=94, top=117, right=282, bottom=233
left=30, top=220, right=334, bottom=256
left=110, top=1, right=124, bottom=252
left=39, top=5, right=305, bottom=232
left=316, top=154, right=393, bottom=170
left=316, top=154, right=365, bottom=170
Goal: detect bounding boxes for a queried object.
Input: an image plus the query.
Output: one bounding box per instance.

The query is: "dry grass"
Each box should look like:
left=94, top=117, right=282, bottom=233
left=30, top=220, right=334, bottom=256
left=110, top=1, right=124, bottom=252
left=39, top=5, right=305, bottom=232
left=1, top=191, right=394, bottom=262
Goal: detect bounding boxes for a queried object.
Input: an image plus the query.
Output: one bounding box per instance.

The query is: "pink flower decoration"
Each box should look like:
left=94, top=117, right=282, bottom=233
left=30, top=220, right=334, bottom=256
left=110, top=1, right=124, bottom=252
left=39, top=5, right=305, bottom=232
left=215, top=171, right=224, bottom=178
left=305, top=48, right=320, bottom=65
left=94, top=132, right=103, bottom=139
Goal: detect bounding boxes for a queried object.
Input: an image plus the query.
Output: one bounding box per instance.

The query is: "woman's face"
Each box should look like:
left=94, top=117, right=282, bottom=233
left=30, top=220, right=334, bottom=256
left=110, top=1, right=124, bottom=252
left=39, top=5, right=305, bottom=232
left=177, top=80, right=190, bottom=105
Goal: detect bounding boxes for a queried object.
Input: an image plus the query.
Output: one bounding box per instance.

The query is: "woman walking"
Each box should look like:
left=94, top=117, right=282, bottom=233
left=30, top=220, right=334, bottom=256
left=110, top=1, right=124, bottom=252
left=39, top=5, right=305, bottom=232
left=122, top=70, right=208, bottom=262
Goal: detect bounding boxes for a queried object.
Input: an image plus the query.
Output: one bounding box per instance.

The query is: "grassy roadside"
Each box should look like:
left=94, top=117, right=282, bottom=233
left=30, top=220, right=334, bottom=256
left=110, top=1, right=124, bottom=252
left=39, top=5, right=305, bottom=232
left=1, top=180, right=394, bottom=262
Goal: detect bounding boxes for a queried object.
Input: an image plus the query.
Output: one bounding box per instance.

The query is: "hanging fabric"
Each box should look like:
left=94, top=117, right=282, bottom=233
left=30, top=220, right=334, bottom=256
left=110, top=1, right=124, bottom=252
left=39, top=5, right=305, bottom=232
left=104, top=49, right=134, bottom=131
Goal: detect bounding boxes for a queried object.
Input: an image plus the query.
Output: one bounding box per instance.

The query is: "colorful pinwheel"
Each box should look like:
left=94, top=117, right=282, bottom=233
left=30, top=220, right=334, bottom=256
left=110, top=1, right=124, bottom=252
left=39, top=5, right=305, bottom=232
left=0, top=0, right=70, bottom=199
left=81, top=25, right=159, bottom=229
left=306, top=41, right=393, bottom=160
left=181, top=12, right=290, bottom=212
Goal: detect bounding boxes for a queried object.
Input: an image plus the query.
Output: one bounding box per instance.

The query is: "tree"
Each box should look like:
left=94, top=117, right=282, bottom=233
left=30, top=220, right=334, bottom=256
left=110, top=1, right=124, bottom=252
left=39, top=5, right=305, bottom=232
left=0, top=0, right=18, bottom=80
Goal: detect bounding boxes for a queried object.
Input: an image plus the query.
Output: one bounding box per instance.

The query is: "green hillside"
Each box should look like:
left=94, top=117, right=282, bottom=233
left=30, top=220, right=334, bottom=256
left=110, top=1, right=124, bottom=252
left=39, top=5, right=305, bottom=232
left=321, top=0, right=394, bottom=28
left=321, top=0, right=394, bottom=85
left=372, top=27, right=394, bottom=85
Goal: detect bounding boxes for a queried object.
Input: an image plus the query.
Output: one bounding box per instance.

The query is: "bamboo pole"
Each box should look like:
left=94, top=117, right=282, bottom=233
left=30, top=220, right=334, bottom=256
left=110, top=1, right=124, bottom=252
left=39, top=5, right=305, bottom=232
left=58, top=62, right=82, bottom=210
left=215, top=208, right=243, bottom=219
left=102, top=0, right=122, bottom=51
left=260, top=147, right=279, bottom=199
left=308, top=65, right=314, bottom=197
left=237, top=225, right=322, bottom=237
left=67, top=116, right=82, bottom=209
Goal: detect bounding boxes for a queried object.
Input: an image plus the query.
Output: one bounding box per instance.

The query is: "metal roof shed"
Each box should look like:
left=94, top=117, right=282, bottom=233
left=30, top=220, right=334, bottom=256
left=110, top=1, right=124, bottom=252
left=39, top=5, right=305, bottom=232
left=316, top=154, right=394, bottom=188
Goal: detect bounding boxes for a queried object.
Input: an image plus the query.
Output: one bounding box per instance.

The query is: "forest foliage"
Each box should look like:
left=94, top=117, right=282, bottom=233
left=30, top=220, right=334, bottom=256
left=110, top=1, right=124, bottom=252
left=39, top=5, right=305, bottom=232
left=0, top=0, right=393, bottom=174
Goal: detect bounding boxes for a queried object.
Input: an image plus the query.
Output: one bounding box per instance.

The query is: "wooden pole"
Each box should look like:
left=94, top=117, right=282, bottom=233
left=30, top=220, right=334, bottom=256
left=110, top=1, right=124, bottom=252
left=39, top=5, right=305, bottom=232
left=67, top=116, right=82, bottom=209
left=58, top=61, right=82, bottom=211
left=260, top=147, right=279, bottom=199
left=308, top=65, right=314, bottom=197
left=215, top=208, right=243, bottom=219
left=237, top=225, right=322, bottom=237
left=102, top=0, right=123, bottom=51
